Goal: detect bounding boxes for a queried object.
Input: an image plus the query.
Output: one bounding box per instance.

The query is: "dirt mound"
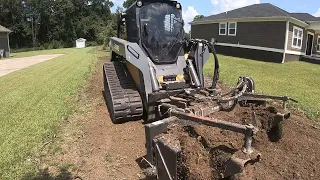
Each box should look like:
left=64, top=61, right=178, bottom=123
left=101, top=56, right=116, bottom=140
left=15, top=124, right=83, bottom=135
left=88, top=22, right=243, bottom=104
left=161, top=124, right=244, bottom=180
left=161, top=104, right=320, bottom=180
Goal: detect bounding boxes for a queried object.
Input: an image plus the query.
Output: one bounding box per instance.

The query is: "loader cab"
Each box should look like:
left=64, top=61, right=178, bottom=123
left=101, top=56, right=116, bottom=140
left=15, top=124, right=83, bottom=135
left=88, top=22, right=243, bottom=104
left=120, top=0, right=184, bottom=64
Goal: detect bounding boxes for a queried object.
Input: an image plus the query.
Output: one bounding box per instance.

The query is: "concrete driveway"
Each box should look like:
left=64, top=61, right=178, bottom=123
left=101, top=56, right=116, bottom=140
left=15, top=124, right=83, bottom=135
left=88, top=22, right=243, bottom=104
left=0, top=54, right=64, bottom=77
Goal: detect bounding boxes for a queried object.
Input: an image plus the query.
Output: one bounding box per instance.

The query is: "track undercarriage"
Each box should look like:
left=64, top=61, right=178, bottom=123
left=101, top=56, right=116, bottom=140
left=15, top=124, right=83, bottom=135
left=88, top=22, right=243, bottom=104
left=103, top=61, right=143, bottom=124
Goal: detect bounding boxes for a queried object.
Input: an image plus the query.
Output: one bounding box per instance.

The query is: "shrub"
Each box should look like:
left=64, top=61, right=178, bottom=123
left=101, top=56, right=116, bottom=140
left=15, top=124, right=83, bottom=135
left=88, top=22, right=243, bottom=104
left=51, top=41, right=64, bottom=49
left=86, top=41, right=98, bottom=47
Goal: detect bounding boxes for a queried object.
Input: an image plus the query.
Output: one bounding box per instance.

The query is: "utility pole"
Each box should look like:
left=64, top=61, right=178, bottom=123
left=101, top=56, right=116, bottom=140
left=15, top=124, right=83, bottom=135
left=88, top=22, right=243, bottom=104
left=27, top=13, right=36, bottom=48
left=31, top=16, right=35, bottom=48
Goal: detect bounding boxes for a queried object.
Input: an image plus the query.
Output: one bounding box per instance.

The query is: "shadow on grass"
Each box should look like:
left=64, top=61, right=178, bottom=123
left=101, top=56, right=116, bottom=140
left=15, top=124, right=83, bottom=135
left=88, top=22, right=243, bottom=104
left=22, top=167, right=82, bottom=180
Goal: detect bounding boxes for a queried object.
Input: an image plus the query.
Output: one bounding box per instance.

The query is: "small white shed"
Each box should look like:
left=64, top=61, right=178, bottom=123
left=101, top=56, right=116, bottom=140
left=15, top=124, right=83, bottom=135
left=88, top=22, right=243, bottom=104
left=76, top=38, right=86, bottom=48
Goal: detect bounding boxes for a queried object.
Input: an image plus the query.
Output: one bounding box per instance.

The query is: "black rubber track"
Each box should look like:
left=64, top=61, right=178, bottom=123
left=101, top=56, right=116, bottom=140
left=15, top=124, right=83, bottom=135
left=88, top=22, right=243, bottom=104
left=103, top=61, right=143, bottom=124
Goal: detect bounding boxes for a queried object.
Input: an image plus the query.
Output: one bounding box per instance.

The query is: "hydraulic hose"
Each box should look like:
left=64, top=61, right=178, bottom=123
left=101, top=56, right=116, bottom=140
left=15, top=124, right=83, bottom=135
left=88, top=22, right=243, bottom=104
left=206, top=42, right=220, bottom=90
left=219, top=81, right=248, bottom=102
left=220, top=78, right=245, bottom=97
left=186, top=39, right=220, bottom=90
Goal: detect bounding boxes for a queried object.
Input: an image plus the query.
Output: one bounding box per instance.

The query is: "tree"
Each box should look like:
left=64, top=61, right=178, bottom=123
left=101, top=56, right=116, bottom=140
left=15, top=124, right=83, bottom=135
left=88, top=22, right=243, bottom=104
left=0, top=0, right=116, bottom=49
left=0, top=0, right=32, bottom=48
left=184, top=31, right=191, bottom=40
left=193, top=15, right=204, bottom=21
left=123, top=0, right=135, bottom=9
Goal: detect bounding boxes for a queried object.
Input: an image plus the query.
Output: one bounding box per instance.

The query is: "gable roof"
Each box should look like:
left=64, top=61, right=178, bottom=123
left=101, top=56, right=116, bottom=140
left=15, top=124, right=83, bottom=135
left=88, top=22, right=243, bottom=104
left=193, top=3, right=320, bottom=25
left=196, top=3, right=291, bottom=22
left=289, top=13, right=319, bottom=22
left=0, top=25, right=11, bottom=33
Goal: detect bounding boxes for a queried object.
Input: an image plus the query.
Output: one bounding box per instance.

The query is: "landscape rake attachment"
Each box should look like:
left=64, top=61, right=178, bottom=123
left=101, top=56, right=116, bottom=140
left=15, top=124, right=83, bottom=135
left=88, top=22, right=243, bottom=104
left=143, top=76, right=294, bottom=179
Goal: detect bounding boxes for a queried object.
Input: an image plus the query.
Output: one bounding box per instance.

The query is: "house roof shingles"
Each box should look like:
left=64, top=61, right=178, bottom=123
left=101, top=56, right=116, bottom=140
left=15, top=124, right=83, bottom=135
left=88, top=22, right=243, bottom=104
left=289, top=13, right=320, bottom=22
left=195, top=3, right=320, bottom=23
left=197, top=3, right=290, bottom=22
left=0, top=25, right=11, bottom=33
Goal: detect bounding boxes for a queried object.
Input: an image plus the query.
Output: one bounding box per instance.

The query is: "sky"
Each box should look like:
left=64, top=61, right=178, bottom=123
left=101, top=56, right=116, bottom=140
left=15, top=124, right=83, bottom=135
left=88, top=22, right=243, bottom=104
left=110, top=0, right=320, bottom=32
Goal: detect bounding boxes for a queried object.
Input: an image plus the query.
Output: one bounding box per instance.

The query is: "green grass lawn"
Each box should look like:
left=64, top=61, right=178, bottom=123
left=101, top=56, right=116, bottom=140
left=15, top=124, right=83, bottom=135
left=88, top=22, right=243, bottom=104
left=0, top=47, right=101, bottom=179
left=204, top=55, right=320, bottom=120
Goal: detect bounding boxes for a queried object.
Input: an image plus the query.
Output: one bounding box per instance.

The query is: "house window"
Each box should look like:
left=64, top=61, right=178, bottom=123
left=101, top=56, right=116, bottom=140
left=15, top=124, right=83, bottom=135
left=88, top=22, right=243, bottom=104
left=228, top=22, right=237, bottom=36
left=219, top=23, right=227, bottom=35
left=292, top=26, right=303, bottom=49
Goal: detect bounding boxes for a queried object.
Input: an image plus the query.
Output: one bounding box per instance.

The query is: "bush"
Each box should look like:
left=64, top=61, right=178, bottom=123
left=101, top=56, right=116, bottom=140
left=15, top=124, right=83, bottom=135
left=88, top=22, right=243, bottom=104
left=43, top=43, right=51, bottom=50
left=102, top=44, right=110, bottom=51
left=51, top=40, right=64, bottom=49
left=86, top=41, right=98, bottom=47
left=11, top=39, right=101, bottom=53
left=11, top=47, right=43, bottom=53
left=11, top=41, right=66, bottom=53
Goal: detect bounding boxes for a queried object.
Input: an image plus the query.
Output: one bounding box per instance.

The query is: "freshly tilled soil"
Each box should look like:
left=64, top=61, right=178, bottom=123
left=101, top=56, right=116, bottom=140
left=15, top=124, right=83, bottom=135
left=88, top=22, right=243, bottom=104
left=161, top=103, right=320, bottom=180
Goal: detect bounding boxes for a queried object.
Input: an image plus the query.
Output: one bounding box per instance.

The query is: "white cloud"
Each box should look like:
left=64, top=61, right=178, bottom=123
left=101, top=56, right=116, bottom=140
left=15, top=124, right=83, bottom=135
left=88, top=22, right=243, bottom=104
left=314, top=8, right=320, bottom=17
left=211, top=0, right=220, bottom=5
left=210, top=0, right=260, bottom=15
left=182, top=6, right=199, bottom=32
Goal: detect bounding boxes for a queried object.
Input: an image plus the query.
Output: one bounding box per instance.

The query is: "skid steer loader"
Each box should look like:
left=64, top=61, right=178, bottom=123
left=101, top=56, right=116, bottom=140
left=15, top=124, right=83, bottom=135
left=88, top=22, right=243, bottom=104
left=103, top=0, right=297, bottom=179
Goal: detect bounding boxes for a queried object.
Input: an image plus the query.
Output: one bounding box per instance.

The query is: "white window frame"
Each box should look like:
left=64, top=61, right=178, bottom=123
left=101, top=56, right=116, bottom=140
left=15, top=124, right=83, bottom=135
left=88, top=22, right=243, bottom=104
left=292, top=26, right=303, bottom=49
left=219, top=23, right=227, bottom=35
left=317, top=37, right=320, bottom=52
left=228, top=22, right=237, bottom=36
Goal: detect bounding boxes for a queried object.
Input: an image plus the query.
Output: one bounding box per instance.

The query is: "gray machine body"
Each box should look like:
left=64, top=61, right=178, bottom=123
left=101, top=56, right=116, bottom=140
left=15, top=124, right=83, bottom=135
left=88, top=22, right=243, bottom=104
left=194, top=42, right=210, bottom=87
left=110, top=37, right=211, bottom=104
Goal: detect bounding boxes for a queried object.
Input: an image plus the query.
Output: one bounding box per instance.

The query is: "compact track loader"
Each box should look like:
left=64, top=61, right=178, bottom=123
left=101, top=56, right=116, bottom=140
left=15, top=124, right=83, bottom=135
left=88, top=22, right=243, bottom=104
left=103, top=0, right=297, bottom=179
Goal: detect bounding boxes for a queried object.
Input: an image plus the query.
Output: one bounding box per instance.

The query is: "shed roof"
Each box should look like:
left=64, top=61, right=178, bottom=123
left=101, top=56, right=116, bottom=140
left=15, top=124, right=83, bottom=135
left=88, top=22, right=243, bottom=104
left=0, top=25, right=11, bottom=33
left=76, top=38, right=86, bottom=42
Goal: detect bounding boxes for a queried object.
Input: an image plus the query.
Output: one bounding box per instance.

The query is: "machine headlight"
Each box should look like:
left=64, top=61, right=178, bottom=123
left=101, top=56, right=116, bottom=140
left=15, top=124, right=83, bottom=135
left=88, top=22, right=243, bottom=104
left=176, top=3, right=181, bottom=9
left=137, top=1, right=143, bottom=7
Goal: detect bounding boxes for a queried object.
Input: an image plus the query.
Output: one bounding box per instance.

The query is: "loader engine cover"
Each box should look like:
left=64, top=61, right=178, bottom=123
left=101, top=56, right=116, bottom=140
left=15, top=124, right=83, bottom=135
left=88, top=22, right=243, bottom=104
left=140, top=2, right=184, bottom=64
